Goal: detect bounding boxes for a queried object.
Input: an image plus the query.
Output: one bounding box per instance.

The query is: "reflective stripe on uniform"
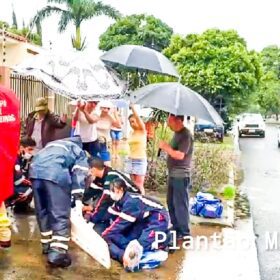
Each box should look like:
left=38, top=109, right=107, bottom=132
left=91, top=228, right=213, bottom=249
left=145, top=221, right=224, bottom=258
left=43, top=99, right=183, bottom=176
left=107, top=171, right=138, bottom=193
left=50, top=242, right=68, bottom=250
left=103, top=189, right=110, bottom=195
left=14, top=176, right=25, bottom=186
left=71, top=189, right=84, bottom=194
left=41, top=231, right=53, bottom=236
left=143, top=211, right=150, bottom=218
left=41, top=238, right=52, bottom=244
left=52, top=236, right=70, bottom=242
left=90, top=183, right=103, bottom=190
left=107, top=207, right=136, bottom=222
left=46, top=143, right=70, bottom=152
left=131, top=195, right=163, bottom=209
left=72, top=165, right=88, bottom=172
left=107, top=207, right=120, bottom=216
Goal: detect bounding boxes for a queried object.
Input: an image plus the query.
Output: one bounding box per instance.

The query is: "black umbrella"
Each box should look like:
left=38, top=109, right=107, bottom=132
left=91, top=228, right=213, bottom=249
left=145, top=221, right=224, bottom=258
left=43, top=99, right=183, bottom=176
left=100, top=44, right=179, bottom=78
left=128, top=82, right=224, bottom=125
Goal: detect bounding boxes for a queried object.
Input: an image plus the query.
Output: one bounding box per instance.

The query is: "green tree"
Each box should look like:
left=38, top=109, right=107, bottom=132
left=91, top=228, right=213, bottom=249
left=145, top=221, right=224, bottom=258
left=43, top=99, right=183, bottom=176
left=256, top=73, right=280, bottom=119
left=35, top=20, right=42, bottom=45
left=31, top=0, right=121, bottom=50
left=260, top=45, right=280, bottom=77
left=99, top=14, right=173, bottom=52
left=0, top=18, right=41, bottom=46
left=0, top=21, right=9, bottom=29
left=164, top=29, right=261, bottom=115
left=12, top=7, right=18, bottom=29
left=255, top=46, right=280, bottom=118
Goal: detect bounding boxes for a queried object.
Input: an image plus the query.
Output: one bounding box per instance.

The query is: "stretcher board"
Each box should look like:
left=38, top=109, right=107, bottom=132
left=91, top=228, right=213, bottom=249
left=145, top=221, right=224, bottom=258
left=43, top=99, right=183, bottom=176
left=70, top=200, right=111, bottom=269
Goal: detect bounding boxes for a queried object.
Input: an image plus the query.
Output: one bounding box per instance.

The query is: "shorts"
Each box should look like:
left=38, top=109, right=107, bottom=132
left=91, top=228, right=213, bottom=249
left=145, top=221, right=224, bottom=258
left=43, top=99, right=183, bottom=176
left=96, top=137, right=111, bottom=161
left=125, top=158, right=147, bottom=176
left=99, top=151, right=111, bottom=162
left=110, top=130, right=122, bottom=141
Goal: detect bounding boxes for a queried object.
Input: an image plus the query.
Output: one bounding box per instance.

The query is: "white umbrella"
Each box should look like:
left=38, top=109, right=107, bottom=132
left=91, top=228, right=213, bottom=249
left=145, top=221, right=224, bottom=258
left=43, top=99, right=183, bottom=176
left=13, top=51, right=126, bottom=100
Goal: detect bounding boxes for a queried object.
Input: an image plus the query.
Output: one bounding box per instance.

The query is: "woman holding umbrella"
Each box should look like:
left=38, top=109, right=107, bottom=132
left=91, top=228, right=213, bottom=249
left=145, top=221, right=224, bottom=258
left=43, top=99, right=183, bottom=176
left=126, top=104, right=147, bottom=195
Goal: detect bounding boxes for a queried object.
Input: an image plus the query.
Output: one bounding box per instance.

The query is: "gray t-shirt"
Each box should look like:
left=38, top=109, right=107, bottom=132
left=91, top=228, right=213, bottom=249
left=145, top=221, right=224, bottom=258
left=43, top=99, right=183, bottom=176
left=167, top=127, right=193, bottom=178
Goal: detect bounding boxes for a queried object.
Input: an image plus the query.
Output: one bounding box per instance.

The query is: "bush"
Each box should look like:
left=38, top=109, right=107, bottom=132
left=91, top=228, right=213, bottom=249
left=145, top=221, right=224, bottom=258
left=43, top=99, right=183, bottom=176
left=191, top=143, right=234, bottom=194
left=222, top=184, right=236, bottom=200
left=145, top=141, right=234, bottom=195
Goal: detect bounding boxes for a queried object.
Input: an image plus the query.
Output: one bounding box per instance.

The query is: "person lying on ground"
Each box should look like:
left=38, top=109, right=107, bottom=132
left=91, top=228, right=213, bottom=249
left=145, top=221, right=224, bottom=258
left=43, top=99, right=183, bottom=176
left=82, top=157, right=139, bottom=233
left=29, top=136, right=89, bottom=268
left=6, top=137, right=36, bottom=213
left=101, top=178, right=169, bottom=268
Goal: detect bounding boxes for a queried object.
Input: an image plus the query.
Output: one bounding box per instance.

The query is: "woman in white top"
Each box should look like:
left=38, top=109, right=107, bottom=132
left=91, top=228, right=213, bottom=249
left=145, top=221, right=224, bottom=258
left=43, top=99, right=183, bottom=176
left=96, top=100, right=121, bottom=165
left=73, top=100, right=100, bottom=156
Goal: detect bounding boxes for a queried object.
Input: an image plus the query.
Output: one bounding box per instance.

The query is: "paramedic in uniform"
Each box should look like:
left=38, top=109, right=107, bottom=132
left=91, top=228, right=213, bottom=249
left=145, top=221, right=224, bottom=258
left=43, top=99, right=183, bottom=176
left=102, top=178, right=169, bottom=266
left=29, top=136, right=89, bottom=268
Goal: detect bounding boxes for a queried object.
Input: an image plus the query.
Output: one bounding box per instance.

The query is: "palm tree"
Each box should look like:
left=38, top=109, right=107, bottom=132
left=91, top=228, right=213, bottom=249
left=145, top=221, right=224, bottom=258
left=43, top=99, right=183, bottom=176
left=31, top=0, right=121, bottom=50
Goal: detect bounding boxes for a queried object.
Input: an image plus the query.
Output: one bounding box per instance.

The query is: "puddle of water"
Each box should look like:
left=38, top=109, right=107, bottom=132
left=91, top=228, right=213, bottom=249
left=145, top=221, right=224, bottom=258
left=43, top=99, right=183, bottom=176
left=0, top=213, right=223, bottom=280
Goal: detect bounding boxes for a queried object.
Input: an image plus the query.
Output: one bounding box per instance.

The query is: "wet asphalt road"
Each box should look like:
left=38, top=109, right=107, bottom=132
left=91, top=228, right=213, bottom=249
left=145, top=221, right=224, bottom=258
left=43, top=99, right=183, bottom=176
left=239, top=124, right=280, bottom=280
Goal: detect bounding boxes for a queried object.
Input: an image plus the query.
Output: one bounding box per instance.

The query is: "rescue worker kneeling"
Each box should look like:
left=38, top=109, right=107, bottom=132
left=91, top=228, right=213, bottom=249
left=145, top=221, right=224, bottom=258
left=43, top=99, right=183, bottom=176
left=29, top=136, right=89, bottom=268
left=101, top=179, right=169, bottom=266
left=83, top=157, right=139, bottom=234
left=6, top=137, right=36, bottom=213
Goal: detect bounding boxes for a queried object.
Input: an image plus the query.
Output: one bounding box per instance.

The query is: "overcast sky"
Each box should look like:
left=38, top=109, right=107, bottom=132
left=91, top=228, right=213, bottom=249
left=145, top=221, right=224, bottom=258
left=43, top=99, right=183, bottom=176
left=1, top=0, right=280, bottom=54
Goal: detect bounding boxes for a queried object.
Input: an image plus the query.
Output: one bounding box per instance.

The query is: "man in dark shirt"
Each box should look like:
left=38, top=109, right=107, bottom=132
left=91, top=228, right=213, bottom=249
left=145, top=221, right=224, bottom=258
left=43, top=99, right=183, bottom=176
left=159, top=114, right=193, bottom=240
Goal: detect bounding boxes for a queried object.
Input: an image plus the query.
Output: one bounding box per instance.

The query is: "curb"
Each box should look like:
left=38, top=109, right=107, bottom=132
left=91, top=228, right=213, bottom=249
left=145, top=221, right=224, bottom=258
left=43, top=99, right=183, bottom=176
left=231, top=125, right=261, bottom=280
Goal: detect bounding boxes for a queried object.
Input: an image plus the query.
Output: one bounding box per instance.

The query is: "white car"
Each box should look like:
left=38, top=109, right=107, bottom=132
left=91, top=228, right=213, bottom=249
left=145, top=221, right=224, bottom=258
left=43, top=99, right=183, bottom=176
left=237, top=113, right=265, bottom=138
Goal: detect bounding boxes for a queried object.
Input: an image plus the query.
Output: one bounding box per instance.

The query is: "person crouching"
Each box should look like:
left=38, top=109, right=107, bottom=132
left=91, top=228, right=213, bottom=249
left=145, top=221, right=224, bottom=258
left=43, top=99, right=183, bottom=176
left=102, top=179, right=169, bottom=267
left=6, top=137, right=36, bottom=213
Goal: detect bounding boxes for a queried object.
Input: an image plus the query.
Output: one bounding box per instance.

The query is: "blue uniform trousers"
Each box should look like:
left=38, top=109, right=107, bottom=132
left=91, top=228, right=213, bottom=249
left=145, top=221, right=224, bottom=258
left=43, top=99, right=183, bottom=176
left=32, top=179, right=71, bottom=239
left=106, top=211, right=169, bottom=262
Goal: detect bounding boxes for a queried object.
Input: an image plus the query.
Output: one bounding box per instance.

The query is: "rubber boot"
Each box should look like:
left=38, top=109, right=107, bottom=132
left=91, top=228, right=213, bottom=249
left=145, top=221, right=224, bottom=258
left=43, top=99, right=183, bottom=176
left=40, top=232, right=52, bottom=255
left=48, top=247, right=72, bottom=268
left=0, top=203, right=11, bottom=248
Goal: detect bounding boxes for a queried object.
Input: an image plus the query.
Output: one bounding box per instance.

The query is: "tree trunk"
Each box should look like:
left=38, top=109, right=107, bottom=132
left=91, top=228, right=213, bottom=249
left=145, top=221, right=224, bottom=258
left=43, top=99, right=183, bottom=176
left=276, top=114, right=279, bottom=121
left=73, top=25, right=81, bottom=50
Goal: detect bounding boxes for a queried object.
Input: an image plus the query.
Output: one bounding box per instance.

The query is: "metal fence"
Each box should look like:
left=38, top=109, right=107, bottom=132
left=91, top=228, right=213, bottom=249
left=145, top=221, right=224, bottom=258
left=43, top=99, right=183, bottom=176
left=10, top=74, right=72, bottom=119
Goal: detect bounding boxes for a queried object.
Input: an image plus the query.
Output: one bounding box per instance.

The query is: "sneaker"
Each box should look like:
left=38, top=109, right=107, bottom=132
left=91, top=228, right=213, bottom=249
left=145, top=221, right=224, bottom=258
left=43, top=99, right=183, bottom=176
left=48, top=248, right=72, bottom=268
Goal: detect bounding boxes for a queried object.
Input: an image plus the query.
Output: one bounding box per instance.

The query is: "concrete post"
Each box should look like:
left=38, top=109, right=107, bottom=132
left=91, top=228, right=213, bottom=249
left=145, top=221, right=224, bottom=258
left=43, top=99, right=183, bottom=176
left=47, top=91, right=55, bottom=112
left=0, top=66, right=10, bottom=88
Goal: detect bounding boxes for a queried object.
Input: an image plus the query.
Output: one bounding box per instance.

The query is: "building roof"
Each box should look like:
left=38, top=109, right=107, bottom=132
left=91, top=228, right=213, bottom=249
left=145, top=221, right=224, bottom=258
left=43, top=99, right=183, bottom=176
left=0, top=28, right=27, bottom=43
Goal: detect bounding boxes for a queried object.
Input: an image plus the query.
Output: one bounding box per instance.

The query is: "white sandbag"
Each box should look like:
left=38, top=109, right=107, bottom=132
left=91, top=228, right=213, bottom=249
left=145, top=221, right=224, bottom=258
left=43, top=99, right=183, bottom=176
left=70, top=200, right=111, bottom=269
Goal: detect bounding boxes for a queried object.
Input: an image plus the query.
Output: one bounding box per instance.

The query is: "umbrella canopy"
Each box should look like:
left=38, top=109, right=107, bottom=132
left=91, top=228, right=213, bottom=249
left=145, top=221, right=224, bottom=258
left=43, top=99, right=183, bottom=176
left=128, top=82, right=224, bottom=125
left=13, top=51, right=126, bottom=100
left=100, top=44, right=179, bottom=78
